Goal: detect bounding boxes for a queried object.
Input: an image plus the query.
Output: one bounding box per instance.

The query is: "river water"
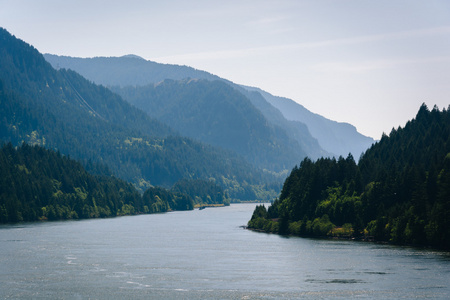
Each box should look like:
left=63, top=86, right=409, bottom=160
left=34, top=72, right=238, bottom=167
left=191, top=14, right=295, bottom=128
left=1, top=203, right=449, bottom=299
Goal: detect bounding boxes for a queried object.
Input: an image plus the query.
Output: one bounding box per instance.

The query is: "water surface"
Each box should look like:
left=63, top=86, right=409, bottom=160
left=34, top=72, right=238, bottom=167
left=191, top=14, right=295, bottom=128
left=1, top=203, right=449, bottom=299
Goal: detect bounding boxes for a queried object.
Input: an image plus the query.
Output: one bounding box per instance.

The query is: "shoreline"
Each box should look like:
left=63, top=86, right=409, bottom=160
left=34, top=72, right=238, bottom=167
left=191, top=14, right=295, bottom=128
left=244, top=226, right=450, bottom=252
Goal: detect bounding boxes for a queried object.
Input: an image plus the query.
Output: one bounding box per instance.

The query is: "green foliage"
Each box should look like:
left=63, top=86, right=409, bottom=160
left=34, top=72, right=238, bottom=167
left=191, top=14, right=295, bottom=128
left=142, top=186, right=194, bottom=213
left=0, top=142, right=143, bottom=222
left=250, top=204, right=268, bottom=220
left=171, top=178, right=229, bottom=206
left=332, top=223, right=354, bottom=237
left=249, top=104, right=450, bottom=249
left=311, top=215, right=334, bottom=236
left=0, top=142, right=201, bottom=223
left=247, top=205, right=279, bottom=233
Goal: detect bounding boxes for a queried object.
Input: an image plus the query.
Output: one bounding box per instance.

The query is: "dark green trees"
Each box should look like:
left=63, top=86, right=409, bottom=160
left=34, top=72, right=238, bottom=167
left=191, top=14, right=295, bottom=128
left=249, top=104, right=450, bottom=249
left=142, top=186, right=194, bottom=213
left=0, top=142, right=200, bottom=223
left=0, top=143, right=141, bottom=222
left=171, top=178, right=229, bottom=206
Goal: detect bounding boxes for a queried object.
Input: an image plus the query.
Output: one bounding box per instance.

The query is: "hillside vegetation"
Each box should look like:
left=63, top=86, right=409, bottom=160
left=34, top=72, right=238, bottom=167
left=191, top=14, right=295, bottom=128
left=44, top=54, right=374, bottom=164
left=113, top=79, right=306, bottom=171
left=0, top=28, right=278, bottom=200
left=0, top=143, right=195, bottom=223
left=248, top=104, right=450, bottom=249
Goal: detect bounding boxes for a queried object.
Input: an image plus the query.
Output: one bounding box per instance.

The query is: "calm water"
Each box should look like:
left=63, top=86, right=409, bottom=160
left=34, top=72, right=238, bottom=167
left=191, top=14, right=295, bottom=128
left=1, top=203, right=449, bottom=299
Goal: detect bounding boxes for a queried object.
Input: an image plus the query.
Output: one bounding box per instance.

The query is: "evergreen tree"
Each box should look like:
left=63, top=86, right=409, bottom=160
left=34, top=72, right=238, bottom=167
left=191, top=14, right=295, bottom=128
left=248, top=104, right=450, bottom=250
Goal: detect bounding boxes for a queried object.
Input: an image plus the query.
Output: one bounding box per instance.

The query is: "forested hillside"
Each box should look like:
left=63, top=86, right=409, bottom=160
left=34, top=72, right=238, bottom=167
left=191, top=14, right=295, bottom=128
left=45, top=53, right=321, bottom=172
left=0, top=143, right=194, bottom=223
left=234, top=86, right=328, bottom=160
left=44, top=54, right=373, bottom=162
left=0, top=28, right=278, bottom=200
left=112, top=79, right=306, bottom=171
left=248, top=104, right=450, bottom=249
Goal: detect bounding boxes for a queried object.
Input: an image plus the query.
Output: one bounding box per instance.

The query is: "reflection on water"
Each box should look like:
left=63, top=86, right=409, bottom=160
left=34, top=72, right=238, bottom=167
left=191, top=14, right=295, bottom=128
left=1, top=203, right=449, bottom=299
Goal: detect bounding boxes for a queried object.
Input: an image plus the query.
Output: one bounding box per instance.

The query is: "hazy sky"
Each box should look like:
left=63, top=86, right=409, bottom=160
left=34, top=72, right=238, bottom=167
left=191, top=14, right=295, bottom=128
left=2, top=0, right=450, bottom=139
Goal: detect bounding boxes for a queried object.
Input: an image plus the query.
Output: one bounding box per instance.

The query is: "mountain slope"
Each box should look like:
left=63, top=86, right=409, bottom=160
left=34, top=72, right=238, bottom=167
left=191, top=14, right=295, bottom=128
left=44, top=54, right=374, bottom=159
left=112, top=79, right=307, bottom=171
left=46, top=55, right=315, bottom=171
left=234, top=86, right=329, bottom=159
left=242, top=86, right=375, bottom=158
left=0, top=28, right=276, bottom=199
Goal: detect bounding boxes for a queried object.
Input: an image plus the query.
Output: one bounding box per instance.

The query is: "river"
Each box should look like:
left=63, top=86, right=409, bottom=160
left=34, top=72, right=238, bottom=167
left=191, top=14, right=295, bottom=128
left=1, top=203, right=449, bottom=299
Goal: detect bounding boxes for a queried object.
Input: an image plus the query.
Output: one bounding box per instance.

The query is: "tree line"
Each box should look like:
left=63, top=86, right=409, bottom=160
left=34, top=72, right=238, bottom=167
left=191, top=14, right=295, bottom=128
left=248, top=104, right=450, bottom=249
left=0, top=142, right=232, bottom=223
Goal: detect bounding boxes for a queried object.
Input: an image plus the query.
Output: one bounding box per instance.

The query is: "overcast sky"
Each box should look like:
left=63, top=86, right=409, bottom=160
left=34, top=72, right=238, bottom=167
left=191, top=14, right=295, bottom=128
left=2, top=0, right=450, bottom=139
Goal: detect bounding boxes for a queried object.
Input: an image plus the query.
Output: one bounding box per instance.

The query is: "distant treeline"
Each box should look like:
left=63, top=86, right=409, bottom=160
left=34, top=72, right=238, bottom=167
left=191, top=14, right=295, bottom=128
left=0, top=143, right=228, bottom=223
left=248, top=104, right=450, bottom=250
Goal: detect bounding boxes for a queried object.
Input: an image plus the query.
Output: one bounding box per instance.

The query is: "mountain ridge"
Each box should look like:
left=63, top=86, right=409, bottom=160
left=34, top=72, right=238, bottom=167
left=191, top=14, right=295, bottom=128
left=111, top=79, right=309, bottom=171
left=241, top=85, right=375, bottom=158
left=44, top=53, right=374, bottom=159
left=45, top=53, right=220, bottom=86
left=0, top=27, right=277, bottom=200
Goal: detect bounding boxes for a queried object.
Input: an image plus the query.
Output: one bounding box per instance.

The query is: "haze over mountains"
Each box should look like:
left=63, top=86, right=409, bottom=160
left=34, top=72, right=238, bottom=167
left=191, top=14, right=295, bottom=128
left=242, top=86, right=375, bottom=158
left=44, top=54, right=220, bottom=86
left=44, top=54, right=375, bottom=160
left=0, top=28, right=276, bottom=201
left=0, top=27, right=376, bottom=209
left=111, top=79, right=308, bottom=172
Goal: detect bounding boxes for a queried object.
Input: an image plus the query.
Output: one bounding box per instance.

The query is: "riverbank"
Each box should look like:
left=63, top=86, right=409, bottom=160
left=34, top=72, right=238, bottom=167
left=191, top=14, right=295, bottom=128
left=194, top=203, right=226, bottom=209
left=245, top=226, right=450, bottom=252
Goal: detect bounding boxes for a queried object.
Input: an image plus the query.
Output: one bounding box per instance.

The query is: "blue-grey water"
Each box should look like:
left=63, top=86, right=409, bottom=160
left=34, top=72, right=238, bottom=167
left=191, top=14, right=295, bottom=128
left=1, top=203, right=449, bottom=299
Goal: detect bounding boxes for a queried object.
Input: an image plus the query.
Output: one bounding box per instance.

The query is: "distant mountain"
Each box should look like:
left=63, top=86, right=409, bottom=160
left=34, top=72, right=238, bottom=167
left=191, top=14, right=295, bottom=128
left=112, top=79, right=307, bottom=171
left=44, top=53, right=220, bottom=86
left=44, top=54, right=374, bottom=159
left=0, top=28, right=276, bottom=200
left=242, top=86, right=375, bottom=158
left=46, top=54, right=320, bottom=170
left=233, top=86, right=329, bottom=159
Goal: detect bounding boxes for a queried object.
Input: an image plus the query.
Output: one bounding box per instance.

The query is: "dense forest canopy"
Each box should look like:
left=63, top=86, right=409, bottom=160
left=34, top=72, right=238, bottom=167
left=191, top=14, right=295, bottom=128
left=0, top=143, right=239, bottom=223
left=248, top=104, right=450, bottom=249
left=0, top=143, right=153, bottom=222
left=171, top=178, right=230, bottom=206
